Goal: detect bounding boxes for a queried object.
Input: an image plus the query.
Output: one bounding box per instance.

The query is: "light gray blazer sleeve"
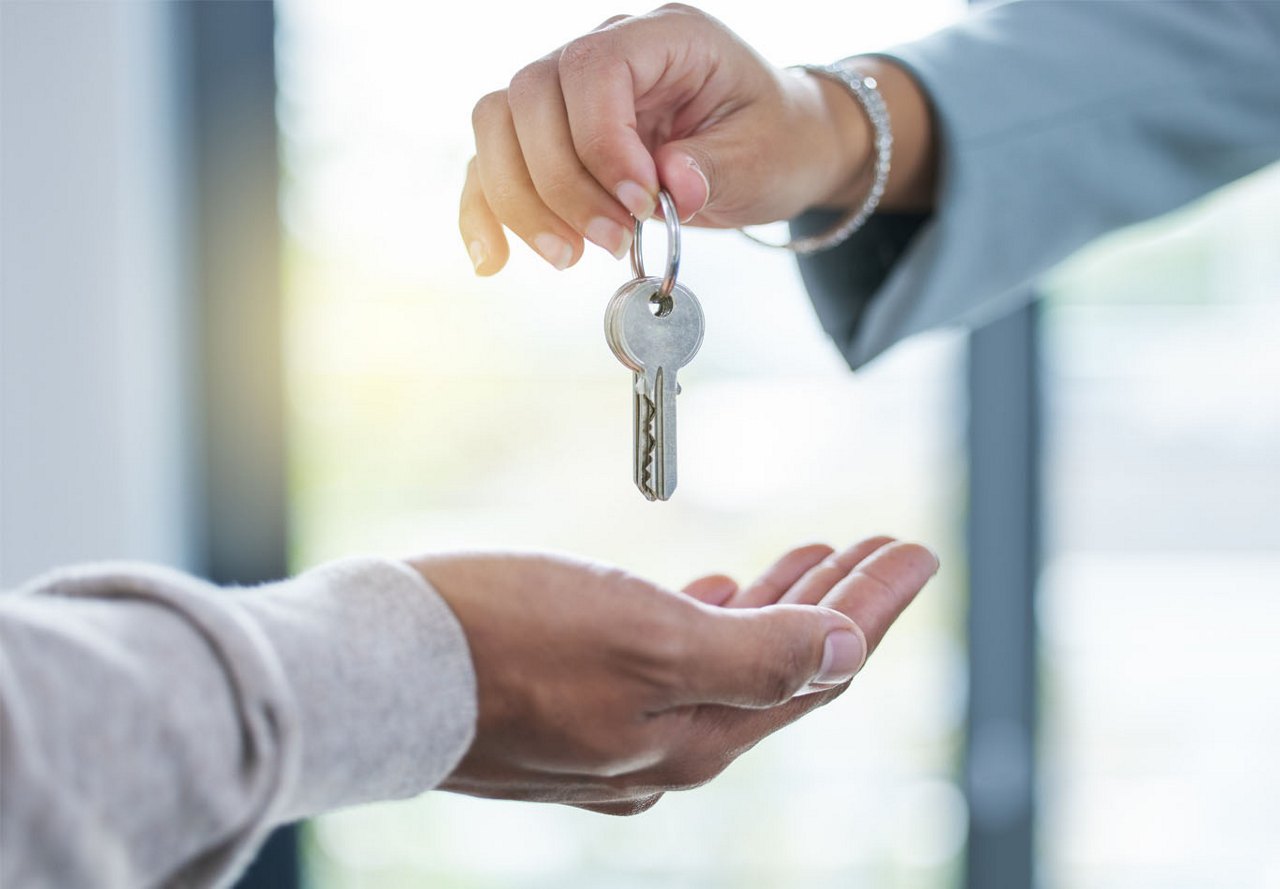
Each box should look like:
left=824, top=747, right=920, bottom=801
left=0, top=558, right=477, bottom=889
left=796, top=0, right=1280, bottom=369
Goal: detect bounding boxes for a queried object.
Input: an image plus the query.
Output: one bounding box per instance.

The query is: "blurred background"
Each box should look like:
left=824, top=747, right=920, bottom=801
left=1, top=2, right=1277, bottom=889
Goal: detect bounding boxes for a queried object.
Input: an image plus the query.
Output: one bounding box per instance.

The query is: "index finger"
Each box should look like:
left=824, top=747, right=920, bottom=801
left=557, top=24, right=660, bottom=218
left=817, top=542, right=939, bottom=660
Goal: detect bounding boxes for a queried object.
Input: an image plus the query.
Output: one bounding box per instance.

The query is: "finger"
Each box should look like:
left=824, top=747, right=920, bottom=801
left=557, top=27, right=660, bottom=219
left=682, top=574, right=738, bottom=607
left=725, top=543, right=833, bottom=608
left=459, top=157, right=509, bottom=275
left=653, top=80, right=820, bottom=227
left=815, top=541, right=940, bottom=662
left=506, top=59, right=635, bottom=260
left=471, top=90, right=583, bottom=270
left=670, top=544, right=939, bottom=764
left=654, top=117, right=770, bottom=226
left=654, top=143, right=714, bottom=224
left=776, top=536, right=897, bottom=605
left=669, top=603, right=863, bottom=709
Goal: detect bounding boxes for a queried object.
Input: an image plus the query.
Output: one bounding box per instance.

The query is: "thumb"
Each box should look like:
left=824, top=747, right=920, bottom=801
left=673, top=604, right=867, bottom=709
left=655, top=117, right=771, bottom=227
left=653, top=143, right=713, bottom=225
left=655, top=98, right=793, bottom=228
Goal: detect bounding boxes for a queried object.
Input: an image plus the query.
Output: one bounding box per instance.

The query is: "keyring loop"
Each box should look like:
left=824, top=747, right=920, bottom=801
left=629, top=190, right=681, bottom=301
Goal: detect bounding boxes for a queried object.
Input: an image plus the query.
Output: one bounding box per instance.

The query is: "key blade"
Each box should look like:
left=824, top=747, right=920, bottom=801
left=633, top=372, right=657, bottom=501
left=649, top=366, right=678, bottom=501
left=634, top=363, right=675, bottom=501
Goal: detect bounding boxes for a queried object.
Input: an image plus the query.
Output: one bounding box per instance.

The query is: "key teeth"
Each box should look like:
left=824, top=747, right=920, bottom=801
left=640, top=394, right=657, bottom=496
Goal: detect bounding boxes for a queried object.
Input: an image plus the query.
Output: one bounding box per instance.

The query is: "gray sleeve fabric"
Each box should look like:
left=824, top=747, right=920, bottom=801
left=796, top=0, right=1280, bottom=369
left=0, top=557, right=477, bottom=889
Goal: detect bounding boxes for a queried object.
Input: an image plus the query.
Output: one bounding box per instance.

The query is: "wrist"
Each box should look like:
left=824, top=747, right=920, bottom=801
left=752, top=57, right=932, bottom=253
left=809, top=71, right=876, bottom=212
left=842, top=56, right=937, bottom=212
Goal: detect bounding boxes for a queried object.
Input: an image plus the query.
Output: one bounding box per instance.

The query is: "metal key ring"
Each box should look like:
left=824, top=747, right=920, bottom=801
left=629, top=189, right=681, bottom=303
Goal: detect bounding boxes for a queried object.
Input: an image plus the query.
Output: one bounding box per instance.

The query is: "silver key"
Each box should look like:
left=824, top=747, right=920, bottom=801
left=606, top=277, right=704, bottom=500
left=604, top=281, right=655, bottom=496
left=603, top=279, right=656, bottom=496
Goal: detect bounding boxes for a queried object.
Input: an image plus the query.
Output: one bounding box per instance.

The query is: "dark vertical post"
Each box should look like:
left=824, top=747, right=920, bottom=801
left=964, top=301, right=1041, bottom=889
left=178, top=3, right=297, bottom=887
left=182, top=0, right=288, bottom=586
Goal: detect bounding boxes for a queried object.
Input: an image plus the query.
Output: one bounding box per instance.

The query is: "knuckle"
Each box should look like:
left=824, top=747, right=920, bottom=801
left=531, top=168, right=580, bottom=210
left=506, top=60, right=552, bottom=106
left=558, top=34, right=613, bottom=80
left=596, top=13, right=631, bottom=29
left=471, top=90, right=508, bottom=131
left=574, top=127, right=622, bottom=172
left=657, top=2, right=703, bottom=18
left=484, top=179, right=522, bottom=216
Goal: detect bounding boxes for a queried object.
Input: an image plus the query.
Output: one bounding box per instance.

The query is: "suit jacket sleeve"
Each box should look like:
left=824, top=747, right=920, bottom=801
left=795, top=0, right=1280, bottom=369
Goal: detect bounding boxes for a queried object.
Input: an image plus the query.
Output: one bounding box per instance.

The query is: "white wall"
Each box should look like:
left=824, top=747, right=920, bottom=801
left=0, top=2, right=197, bottom=585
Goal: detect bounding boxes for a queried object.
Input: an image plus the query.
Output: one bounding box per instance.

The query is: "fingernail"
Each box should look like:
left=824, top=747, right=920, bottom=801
left=533, top=233, right=573, bottom=270
left=468, top=240, right=487, bottom=273
left=926, top=548, right=942, bottom=574
left=683, top=156, right=710, bottom=223
left=814, top=629, right=866, bottom=685
left=585, top=216, right=633, bottom=261
left=615, top=180, right=655, bottom=220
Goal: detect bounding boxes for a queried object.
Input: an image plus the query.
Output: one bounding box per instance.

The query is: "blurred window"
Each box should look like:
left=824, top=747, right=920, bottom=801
left=1039, top=165, right=1280, bottom=888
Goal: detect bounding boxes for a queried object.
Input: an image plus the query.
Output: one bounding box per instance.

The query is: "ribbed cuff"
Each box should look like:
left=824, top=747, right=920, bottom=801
left=237, top=557, right=477, bottom=821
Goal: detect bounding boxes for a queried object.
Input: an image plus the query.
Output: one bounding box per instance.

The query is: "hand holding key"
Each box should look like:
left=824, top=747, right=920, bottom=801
left=460, top=4, right=937, bottom=273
